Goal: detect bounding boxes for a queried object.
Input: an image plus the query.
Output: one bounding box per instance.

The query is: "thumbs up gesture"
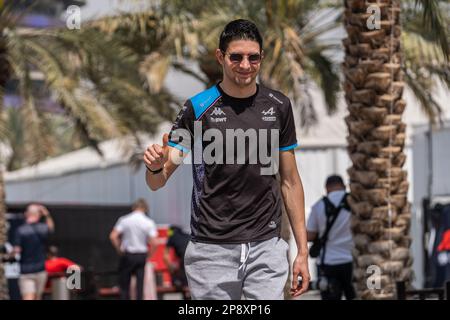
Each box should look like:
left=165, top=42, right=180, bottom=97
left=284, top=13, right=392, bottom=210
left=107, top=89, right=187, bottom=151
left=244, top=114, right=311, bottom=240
left=144, top=133, right=169, bottom=171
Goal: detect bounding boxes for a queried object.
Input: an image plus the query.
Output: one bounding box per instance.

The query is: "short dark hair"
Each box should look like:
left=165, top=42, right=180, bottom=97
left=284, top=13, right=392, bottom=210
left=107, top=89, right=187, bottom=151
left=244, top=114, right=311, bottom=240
left=132, top=198, right=149, bottom=213
left=219, top=19, right=263, bottom=52
left=325, top=175, right=345, bottom=188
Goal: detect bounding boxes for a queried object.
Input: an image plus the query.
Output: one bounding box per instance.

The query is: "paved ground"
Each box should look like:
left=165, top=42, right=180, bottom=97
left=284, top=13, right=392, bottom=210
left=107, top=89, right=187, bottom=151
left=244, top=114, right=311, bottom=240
left=294, top=290, right=321, bottom=300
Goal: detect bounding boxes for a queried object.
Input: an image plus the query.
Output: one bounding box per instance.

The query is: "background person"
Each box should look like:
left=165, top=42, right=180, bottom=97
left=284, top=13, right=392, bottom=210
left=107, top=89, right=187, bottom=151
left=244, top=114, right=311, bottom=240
left=109, top=198, right=158, bottom=300
left=307, top=175, right=356, bottom=300
left=13, top=204, right=54, bottom=300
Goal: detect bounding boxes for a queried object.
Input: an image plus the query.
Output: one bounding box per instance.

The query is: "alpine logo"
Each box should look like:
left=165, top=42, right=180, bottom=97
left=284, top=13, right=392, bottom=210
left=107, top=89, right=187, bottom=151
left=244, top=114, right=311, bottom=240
left=262, top=107, right=276, bottom=121
left=262, top=107, right=275, bottom=116
left=210, top=107, right=227, bottom=122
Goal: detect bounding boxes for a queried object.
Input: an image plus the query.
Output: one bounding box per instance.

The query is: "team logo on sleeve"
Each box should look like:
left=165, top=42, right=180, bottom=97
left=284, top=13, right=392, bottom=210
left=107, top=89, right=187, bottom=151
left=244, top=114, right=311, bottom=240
left=262, top=107, right=276, bottom=121
left=268, top=93, right=283, bottom=104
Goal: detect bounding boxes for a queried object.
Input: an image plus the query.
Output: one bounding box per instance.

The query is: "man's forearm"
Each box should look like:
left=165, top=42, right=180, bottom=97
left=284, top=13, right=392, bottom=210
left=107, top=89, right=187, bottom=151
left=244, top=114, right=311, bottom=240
left=45, top=215, right=55, bottom=232
left=111, top=238, right=122, bottom=254
left=281, top=176, right=308, bottom=257
left=145, top=167, right=168, bottom=191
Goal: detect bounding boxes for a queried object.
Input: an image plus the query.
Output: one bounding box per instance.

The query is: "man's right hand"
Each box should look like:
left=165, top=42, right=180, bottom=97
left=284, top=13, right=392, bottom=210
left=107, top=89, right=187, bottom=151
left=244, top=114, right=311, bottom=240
left=144, top=133, right=169, bottom=171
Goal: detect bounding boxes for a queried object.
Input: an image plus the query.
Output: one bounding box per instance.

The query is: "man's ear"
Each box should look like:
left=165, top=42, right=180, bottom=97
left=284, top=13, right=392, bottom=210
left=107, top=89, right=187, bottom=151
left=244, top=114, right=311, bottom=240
left=216, top=48, right=224, bottom=65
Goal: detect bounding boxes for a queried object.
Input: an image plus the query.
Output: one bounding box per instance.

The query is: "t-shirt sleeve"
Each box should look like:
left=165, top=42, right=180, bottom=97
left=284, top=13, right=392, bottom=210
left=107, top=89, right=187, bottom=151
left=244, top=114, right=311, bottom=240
left=168, top=100, right=195, bottom=154
left=306, top=205, right=319, bottom=233
left=13, top=228, right=22, bottom=247
left=147, top=220, right=158, bottom=239
left=113, top=218, right=124, bottom=234
left=61, top=258, right=76, bottom=269
left=279, top=100, right=298, bottom=151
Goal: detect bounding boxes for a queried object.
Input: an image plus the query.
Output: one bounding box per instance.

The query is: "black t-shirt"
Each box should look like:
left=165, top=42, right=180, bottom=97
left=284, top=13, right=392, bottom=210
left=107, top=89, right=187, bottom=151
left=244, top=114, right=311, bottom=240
left=14, top=223, right=49, bottom=274
left=169, top=83, right=298, bottom=244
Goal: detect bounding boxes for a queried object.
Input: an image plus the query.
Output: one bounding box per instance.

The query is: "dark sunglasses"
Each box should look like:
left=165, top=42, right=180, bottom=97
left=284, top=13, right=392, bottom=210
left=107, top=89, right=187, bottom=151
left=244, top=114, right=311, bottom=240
left=222, top=51, right=262, bottom=64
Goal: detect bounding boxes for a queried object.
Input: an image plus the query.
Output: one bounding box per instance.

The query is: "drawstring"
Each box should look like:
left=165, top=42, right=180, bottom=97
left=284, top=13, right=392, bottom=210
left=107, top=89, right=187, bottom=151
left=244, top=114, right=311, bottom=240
left=238, top=243, right=251, bottom=270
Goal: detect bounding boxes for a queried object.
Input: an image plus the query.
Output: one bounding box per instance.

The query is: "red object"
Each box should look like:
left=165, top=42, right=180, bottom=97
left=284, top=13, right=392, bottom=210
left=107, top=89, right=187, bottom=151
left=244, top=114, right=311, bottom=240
left=437, top=229, right=450, bottom=252
left=45, top=257, right=77, bottom=274
left=148, top=226, right=179, bottom=287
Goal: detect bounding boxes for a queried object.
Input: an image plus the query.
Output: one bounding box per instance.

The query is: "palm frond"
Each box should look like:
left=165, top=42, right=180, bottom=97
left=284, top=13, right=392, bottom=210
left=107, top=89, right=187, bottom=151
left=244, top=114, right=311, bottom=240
left=404, top=67, right=443, bottom=122
left=306, top=50, right=340, bottom=114
left=413, top=0, right=450, bottom=60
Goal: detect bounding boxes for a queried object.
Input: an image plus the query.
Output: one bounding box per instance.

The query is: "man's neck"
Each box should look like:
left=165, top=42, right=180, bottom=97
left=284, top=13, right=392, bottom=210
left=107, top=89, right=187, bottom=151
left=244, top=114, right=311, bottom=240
left=219, top=78, right=257, bottom=98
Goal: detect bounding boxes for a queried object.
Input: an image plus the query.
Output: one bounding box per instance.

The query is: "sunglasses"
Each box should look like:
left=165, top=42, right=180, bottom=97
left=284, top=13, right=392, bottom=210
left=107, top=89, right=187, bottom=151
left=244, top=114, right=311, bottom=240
left=222, top=51, right=262, bottom=64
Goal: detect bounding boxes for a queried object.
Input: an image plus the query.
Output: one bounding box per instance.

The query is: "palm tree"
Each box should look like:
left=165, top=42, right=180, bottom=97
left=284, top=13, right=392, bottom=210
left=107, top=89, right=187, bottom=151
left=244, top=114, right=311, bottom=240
left=0, top=2, right=176, bottom=299
left=343, top=0, right=449, bottom=299
left=2, top=107, right=89, bottom=171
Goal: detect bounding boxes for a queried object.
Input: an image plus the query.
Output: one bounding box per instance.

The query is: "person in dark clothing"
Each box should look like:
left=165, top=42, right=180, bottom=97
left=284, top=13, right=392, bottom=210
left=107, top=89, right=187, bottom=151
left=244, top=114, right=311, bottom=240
left=13, top=204, right=55, bottom=300
left=144, top=19, right=310, bottom=300
left=163, top=226, right=190, bottom=289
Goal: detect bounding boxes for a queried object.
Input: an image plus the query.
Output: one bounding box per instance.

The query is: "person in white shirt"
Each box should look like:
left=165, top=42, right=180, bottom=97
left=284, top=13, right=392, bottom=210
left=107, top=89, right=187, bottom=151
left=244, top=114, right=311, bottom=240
left=306, top=175, right=356, bottom=300
left=109, top=198, right=157, bottom=300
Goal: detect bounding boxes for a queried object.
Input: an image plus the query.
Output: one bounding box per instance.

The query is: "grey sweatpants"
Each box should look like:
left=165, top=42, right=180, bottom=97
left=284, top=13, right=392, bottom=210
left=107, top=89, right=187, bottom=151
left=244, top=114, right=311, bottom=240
left=184, top=237, right=289, bottom=300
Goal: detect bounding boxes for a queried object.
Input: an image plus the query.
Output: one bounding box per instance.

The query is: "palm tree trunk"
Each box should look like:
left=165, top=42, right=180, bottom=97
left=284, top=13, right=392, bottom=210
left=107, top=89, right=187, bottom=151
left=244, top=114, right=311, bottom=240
left=0, top=29, right=11, bottom=300
left=343, top=0, right=412, bottom=299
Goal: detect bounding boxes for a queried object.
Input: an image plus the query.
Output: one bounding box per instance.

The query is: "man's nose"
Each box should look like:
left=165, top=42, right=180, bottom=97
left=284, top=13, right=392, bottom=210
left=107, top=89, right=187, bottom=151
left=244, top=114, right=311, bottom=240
left=239, top=57, right=251, bottom=69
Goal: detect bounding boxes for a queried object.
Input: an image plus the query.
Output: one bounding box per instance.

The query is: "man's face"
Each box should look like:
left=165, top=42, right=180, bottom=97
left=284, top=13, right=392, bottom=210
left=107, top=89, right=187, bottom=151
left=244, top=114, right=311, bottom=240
left=25, top=204, right=41, bottom=223
left=216, top=39, right=262, bottom=88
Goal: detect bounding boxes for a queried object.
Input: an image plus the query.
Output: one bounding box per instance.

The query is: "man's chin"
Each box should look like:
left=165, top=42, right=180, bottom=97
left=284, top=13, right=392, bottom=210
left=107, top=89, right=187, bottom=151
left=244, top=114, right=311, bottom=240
left=234, top=77, right=255, bottom=86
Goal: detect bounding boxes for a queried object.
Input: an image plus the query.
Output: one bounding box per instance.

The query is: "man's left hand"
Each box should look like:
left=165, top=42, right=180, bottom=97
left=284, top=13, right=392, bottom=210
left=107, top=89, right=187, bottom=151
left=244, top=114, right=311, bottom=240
left=290, top=253, right=310, bottom=297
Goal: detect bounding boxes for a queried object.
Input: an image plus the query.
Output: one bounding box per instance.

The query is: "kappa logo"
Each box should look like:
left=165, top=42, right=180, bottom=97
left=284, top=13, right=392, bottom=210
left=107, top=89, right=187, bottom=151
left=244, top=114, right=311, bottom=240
left=210, top=107, right=227, bottom=122
left=262, top=107, right=276, bottom=121
left=211, top=107, right=226, bottom=116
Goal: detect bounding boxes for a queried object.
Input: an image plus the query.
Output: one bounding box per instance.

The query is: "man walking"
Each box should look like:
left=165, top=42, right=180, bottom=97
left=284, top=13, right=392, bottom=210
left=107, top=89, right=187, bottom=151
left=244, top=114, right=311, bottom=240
left=144, top=19, right=310, bottom=300
left=14, top=204, right=54, bottom=300
left=110, top=198, right=158, bottom=300
left=307, top=175, right=356, bottom=300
